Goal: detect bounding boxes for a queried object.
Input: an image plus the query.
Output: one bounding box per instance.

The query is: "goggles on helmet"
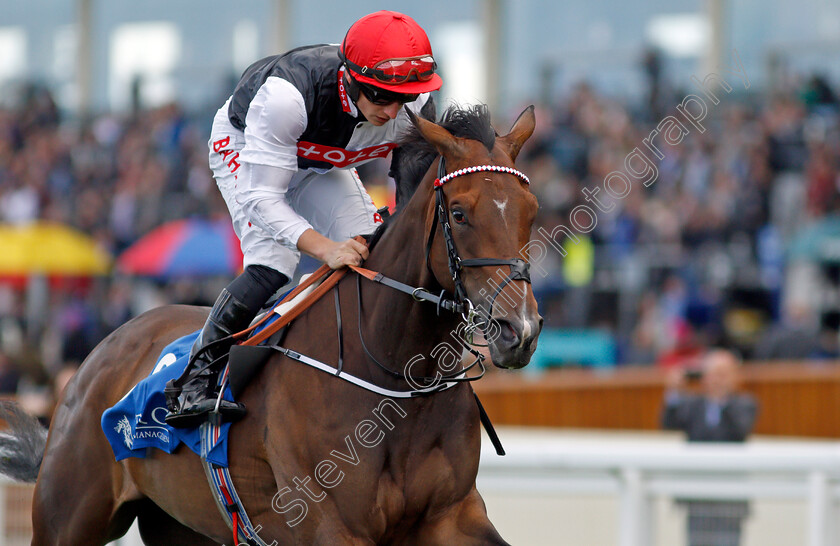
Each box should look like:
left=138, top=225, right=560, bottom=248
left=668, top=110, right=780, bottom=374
left=343, top=55, right=437, bottom=85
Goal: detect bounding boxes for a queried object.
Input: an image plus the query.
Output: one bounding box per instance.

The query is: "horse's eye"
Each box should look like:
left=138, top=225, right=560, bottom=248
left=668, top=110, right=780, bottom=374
left=451, top=209, right=467, bottom=224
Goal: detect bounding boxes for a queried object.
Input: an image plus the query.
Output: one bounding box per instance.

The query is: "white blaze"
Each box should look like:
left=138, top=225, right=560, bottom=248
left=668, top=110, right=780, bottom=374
left=494, top=198, right=508, bottom=226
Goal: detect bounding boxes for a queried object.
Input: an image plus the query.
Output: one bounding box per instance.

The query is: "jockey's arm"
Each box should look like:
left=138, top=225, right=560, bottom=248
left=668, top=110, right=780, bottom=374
left=236, top=77, right=366, bottom=269
left=237, top=162, right=311, bottom=248
left=237, top=163, right=368, bottom=269
left=297, top=229, right=369, bottom=268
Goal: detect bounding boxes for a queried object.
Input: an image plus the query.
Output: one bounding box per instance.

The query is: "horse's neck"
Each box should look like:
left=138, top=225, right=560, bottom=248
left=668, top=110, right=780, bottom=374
left=357, top=183, right=460, bottom=378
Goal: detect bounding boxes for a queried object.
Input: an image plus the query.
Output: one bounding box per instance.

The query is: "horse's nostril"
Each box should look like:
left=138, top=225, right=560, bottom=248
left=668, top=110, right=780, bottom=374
left=496, top=320, right=520, bottom=347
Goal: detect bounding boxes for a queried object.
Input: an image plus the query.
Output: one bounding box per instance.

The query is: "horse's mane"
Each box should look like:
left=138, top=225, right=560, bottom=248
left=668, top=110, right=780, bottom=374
left=390, top=102, right=496, bottom=212
left=367, top=103, right=497, bottom=251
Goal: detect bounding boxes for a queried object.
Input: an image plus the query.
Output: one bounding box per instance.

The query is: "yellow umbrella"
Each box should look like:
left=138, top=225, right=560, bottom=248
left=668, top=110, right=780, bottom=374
left=0, top=222, right=112, bottom=276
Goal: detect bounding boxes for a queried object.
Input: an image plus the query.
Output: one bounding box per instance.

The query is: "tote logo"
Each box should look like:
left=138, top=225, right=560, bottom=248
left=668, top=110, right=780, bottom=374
left=297, top=141, right=397, bottom=168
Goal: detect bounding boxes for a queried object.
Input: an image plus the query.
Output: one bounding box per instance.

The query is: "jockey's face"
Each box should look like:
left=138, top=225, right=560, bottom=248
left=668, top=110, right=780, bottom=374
left=356, top=94, right=402, bottom=126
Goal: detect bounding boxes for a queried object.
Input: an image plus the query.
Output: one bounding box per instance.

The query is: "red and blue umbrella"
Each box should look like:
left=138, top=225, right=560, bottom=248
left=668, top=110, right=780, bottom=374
left=117, top=219, right=243, bottom=278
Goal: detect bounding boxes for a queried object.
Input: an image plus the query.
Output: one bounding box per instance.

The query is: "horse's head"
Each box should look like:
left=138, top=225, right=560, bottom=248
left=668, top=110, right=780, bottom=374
left=408, top=106, right=542, bottom=369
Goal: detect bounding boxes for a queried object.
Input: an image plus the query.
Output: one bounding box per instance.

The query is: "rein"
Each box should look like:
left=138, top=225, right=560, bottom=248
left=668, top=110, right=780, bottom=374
left=238, top=157, right=535, bottom=390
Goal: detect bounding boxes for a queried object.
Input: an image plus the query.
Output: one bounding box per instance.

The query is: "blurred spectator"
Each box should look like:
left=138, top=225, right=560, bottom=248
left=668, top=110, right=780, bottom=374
left=656, top=320, right=705, bottom=370
left=54, top=292, right=101, bottom=368
left=16, top=378, right=54, bottom=427
left=100, top=279, right=133, bottom=334
left=0, top=352, right=20, bottom=394
left=662, top=349, right=759, bottom=546
left=753, top=303, right=824, bottom=360
left=800, top=74, right=838, bottom=111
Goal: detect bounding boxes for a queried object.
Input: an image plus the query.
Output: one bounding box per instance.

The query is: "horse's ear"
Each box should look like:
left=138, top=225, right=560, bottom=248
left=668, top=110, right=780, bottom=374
left=405, top=107, right=464, bottom=158
left=498, top=105, right=536, bottom=162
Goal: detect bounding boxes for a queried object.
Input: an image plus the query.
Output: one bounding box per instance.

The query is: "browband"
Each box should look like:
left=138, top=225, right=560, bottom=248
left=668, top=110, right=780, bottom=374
left=434, top=164, right=530, bottom=187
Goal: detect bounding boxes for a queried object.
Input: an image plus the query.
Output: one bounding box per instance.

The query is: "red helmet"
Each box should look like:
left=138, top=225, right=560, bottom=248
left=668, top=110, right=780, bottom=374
left=340, top=11, right=443, bottom=95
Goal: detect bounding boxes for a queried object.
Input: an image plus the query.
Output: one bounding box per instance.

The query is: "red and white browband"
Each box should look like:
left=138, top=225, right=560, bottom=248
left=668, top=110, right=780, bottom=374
left=434, top=165, right=530, bottom=187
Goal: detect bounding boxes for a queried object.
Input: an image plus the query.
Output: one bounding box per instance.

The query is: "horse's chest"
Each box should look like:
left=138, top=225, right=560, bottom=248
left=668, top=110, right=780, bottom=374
left=381, top=441, right=477, bottom=518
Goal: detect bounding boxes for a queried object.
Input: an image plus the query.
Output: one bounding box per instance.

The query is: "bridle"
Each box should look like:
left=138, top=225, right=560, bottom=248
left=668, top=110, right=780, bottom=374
left=424, top=157, right=532, bottom=341
left=353, top=155, right=533, bottom=389
left=190, top=155, right=536, bottom=393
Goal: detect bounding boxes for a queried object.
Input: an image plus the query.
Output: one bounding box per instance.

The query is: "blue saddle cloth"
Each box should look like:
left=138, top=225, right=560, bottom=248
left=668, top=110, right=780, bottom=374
left=100, top=290, right=295, bottom=467
left=100, top=330, right=234, bottom=467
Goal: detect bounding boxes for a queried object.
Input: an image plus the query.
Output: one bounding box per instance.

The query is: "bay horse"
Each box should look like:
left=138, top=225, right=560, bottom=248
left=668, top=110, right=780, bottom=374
left=0, top=104, right=541, bottom=545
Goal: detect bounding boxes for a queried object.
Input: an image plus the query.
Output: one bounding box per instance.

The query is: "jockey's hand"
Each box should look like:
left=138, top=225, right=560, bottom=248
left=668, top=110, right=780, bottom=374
left=297, top=229, right=369, bottom=269
left=321, top=239, right=369, bottom=269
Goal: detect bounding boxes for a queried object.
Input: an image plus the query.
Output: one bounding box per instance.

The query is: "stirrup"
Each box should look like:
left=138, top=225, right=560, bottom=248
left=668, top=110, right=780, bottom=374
left=165, top=398, right=247, bottom=428
left=165, top=367, right=247, bottom=428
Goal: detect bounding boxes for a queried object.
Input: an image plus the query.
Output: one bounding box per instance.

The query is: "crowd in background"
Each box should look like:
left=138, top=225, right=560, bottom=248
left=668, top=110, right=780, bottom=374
left=0, top=86, right=230, bottom=406
left=0, top=64, right=839, bottom=405
left=523, top=73, right=840, bottom=367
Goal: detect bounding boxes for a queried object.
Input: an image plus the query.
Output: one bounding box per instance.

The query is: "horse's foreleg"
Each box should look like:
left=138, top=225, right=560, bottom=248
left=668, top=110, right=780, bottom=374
left=407, top=488, right=510, bottom=546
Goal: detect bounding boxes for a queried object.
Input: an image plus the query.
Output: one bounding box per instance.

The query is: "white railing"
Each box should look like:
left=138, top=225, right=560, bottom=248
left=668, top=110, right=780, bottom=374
left=477, top=431, right=840, bottom=546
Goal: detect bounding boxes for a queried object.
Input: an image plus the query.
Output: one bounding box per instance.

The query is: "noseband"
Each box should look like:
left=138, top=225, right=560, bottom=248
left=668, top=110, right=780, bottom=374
left=425, top=157, right=532, bottom=337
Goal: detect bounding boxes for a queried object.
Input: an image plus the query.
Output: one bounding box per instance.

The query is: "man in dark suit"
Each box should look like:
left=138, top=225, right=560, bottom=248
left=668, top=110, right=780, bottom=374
left=662, top=349, right=759, bottom=546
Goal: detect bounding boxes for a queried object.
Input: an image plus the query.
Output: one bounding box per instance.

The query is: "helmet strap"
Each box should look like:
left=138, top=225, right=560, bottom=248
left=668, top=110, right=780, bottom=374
left=342, top=71, right=362, bottom=104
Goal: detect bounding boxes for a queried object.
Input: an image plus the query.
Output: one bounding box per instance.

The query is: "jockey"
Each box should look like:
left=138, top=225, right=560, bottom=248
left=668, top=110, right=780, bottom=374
left=164, top=11, right=442, bottom=428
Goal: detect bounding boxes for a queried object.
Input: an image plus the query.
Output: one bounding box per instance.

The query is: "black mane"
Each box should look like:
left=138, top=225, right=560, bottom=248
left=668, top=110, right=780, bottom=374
left=389, top=103, right=497, bottom=211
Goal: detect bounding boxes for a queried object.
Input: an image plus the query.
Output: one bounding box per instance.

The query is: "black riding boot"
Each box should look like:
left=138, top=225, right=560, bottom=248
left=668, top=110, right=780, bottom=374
left=164, top=289, right=253, bottom=428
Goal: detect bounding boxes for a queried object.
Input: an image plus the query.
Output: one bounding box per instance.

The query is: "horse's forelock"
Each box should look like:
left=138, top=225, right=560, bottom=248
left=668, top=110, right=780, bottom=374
left=391, top=103, right=496, bottom=212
